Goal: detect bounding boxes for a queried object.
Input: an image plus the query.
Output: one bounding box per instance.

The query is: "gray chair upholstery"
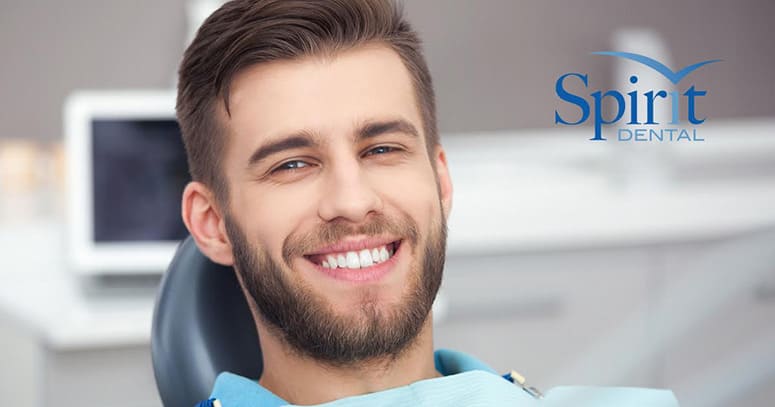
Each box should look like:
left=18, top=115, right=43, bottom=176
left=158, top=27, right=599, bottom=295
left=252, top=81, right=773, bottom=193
left=152, top=236, right=263, bottom=407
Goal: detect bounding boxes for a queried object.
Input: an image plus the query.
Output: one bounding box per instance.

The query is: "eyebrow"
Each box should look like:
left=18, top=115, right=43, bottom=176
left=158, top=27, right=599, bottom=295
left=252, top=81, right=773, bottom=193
left=359, top=119, right=419, bottom=140
left=247, top=133, right=318, bottom=168
left=246, top=119, right=419, bottom=168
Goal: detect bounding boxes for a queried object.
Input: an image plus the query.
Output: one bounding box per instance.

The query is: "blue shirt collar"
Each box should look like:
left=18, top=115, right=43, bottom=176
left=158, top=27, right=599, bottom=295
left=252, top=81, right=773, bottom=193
left=210, top=349, right=496, bottom=407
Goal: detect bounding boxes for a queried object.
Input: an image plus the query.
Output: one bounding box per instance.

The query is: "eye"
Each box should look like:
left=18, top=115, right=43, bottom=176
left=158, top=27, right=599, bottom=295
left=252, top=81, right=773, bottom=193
left=272, top=160, right=310, bottom=173
left=364, top=145, right=398, bottom=157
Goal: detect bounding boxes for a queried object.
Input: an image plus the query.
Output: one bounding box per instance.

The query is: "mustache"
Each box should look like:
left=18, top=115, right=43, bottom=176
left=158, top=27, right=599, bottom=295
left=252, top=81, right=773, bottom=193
left=282, top=213, right=419, bottom=264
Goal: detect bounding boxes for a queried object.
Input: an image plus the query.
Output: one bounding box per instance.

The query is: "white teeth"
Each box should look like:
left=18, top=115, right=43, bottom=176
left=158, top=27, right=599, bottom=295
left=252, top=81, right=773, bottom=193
left=359, top=249, right=374, bottom=267
left=327, top=255, right=338, bottom=269
left=346, top=252, right=360, bottom=269
left=319, top=244, right=396, bottom=269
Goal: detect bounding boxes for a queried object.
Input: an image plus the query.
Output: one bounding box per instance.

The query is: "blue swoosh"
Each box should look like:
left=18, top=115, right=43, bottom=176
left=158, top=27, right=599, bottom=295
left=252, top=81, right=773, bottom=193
left=592, top=51, right=721, bottom=84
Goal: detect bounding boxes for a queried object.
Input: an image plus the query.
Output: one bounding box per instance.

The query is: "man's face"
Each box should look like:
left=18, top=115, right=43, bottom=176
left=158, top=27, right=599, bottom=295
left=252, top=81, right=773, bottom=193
left=219, top=44, right=451, bottom=365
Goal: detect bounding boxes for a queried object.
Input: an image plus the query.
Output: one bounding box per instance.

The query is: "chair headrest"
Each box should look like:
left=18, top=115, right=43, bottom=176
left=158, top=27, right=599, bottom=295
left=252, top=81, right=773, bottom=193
left=151, top=236, right=263, bottom=407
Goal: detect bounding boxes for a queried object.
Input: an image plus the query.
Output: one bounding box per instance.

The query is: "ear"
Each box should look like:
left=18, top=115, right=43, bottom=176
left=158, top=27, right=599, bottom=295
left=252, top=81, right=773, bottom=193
left=181, top=181, right=234, bottom=266
left=432, top=146, right=453, bottom=219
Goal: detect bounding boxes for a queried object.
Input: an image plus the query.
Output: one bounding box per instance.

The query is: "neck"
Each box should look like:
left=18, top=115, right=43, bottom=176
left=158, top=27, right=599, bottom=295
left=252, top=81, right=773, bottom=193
left=256, top=318, right=439, bottom=405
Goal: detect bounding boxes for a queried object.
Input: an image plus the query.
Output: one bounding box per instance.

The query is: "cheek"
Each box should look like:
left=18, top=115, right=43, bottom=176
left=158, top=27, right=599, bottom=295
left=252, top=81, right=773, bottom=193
left=232, top=186, right=317, bottom=256
left=376, top=167, right=440, bottom=222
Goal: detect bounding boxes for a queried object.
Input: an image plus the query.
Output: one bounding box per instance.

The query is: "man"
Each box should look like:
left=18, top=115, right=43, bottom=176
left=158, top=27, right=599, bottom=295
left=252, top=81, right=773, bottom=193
left=178, top=0, right=465, bottom=404
left=177, top=0, right=679, bottom=405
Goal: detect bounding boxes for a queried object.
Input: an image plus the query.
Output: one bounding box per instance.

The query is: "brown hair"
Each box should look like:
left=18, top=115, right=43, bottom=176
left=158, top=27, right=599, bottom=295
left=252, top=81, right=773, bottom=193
left=177, top=0, right=437, bottom=204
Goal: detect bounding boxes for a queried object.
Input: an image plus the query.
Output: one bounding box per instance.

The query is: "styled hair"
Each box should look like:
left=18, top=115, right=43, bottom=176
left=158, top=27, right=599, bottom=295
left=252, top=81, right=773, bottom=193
left=176, top=0, right=437, bottom=203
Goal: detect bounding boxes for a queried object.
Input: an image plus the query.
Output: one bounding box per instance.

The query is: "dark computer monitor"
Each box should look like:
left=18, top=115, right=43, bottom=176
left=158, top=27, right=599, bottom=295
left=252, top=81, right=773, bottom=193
left=65, top=90, right=189, bottom=275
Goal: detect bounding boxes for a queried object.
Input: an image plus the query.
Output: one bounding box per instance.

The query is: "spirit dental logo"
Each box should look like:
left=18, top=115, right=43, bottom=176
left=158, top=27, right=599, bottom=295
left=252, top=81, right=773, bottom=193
left=554, top=52, right=721, bottom=142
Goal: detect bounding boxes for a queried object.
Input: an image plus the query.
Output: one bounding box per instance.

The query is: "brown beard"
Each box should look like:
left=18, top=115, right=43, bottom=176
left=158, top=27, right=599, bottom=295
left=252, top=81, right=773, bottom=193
left=224, top=207, right=447, bottom=368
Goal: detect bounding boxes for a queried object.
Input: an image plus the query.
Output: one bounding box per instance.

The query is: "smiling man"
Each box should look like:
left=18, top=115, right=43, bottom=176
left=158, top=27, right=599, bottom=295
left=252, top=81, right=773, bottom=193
left=178, top=0, right=466, bottom=405
left=176, top=1, right=678, bottom=407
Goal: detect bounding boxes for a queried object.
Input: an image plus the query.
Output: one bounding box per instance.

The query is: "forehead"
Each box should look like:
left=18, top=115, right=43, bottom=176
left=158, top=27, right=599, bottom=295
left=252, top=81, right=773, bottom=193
left=224, top=43, right=424, bottom=156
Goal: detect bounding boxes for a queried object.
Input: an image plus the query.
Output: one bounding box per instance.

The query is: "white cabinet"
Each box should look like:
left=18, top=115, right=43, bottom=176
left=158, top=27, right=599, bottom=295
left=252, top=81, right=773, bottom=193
left=435, top=229, right=775, bottom=407
left=435, top=248, right=654, bottom=389
left=0, top=311, right=160, bottom=407
left=655, top=229, right=775, bottom=407
left=46, top=345, right=160, bottom=407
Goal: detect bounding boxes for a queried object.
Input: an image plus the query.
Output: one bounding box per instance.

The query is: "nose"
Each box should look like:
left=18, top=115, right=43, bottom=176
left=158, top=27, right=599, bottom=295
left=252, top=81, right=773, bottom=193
left=317, top=157, right=382, bottom=224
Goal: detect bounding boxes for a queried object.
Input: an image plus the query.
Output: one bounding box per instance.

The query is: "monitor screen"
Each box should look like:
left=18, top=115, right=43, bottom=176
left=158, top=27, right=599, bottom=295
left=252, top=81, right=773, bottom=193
left=66, top=90, right=194, bottom=274
left=91, top=119, right=190, bottom=243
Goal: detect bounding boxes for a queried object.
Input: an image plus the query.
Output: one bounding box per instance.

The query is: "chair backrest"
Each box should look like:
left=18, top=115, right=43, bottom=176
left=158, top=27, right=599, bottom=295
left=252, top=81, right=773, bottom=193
left=152, top=236, right=263, bottom=407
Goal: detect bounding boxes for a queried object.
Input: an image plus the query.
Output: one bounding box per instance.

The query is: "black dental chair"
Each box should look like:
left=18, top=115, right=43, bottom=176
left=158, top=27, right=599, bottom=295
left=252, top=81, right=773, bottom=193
left=151, top=236, right=263, bottom=407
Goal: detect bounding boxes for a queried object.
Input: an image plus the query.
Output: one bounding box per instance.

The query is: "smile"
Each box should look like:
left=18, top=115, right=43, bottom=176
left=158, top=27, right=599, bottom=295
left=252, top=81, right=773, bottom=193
left=306, top=241, right=400, bottom=269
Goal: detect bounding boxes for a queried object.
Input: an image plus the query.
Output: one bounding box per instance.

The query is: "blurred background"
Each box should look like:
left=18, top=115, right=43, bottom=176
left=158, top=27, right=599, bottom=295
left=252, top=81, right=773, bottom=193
left=0, top=0, right=773, bottom=406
